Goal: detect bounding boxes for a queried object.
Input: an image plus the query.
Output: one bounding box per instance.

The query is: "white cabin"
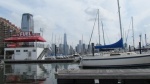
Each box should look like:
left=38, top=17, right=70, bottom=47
left=4, top=31, right=50, bottom=60
left=4, top=47, right=46, bottom=60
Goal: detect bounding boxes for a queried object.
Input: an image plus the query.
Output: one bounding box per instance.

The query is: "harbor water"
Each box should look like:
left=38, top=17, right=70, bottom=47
left=0, top=63, right=80, bottom=84
left=1, top=63, right=150, bottom=84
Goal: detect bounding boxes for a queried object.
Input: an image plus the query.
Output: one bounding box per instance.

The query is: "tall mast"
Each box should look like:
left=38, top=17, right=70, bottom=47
left=101, top=21, right=106, bottom=45
left=131, top=17, right=135, bottom=48
left=145, top=34, right=147, bottom=46
left=98, top=9, right=101, bottom=45
left=117, top=0, right=123, bottom=39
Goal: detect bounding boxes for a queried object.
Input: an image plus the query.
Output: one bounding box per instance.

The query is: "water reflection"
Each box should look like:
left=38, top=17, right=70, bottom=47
left=1, top=63, right=79, bottom=84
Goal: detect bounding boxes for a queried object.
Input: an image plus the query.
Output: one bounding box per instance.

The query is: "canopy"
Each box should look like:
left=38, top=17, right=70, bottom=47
left=95, top=38, right=123, bottom=49
left=4, top=36, right=46, bottom=42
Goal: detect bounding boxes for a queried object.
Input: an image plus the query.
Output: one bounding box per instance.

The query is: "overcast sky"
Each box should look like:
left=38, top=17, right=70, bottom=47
left=0, top=0, right=150, bottom=48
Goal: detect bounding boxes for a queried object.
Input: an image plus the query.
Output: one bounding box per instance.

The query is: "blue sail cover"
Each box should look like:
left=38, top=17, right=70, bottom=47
left=95, top=38, right=123, bottom=49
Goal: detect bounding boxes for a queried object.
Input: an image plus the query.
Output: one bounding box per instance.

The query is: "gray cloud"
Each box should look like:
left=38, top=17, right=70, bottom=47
left=0, top=0, right=150, bottom=47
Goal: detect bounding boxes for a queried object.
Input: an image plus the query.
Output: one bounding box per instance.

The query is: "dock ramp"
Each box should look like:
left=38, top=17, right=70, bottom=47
left=37, top=48, right=51, bottom=60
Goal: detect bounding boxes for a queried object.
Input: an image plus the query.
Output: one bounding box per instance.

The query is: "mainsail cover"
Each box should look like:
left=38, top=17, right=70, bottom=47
left=95, top=38, right=123, bottom=49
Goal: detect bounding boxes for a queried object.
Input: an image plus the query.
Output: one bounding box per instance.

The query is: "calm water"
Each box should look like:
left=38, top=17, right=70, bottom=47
left=0, top=63, right=80, bottom=84
left=1, top=63, right=150, bottom=84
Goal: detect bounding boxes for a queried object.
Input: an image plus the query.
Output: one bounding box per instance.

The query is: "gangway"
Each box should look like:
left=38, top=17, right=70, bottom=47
left=37, top=47, right=51, bottom=60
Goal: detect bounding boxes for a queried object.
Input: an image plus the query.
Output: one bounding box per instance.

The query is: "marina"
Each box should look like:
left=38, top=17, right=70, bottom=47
left=0, top=0, right=150, bottom=84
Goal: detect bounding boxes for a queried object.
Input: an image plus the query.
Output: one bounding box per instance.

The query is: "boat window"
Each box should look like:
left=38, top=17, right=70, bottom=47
left=127, top=53, right=130, bottom=55
left=33, top=49, right=36, bottom=52
left=16, top=50, right=20, bottom=52
left=24, top=50, right=28, bottom=52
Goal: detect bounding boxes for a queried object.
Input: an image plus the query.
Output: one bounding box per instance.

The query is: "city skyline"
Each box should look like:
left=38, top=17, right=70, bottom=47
left=0, top=0, right=150, bottom=48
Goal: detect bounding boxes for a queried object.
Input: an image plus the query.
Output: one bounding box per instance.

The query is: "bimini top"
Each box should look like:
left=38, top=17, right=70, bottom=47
left=95, top=38, right=123, bottom=49
left=4, top=31, right=46, bottom=42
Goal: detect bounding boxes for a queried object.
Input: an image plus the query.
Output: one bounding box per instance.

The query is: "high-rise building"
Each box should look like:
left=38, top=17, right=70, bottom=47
left=69, top=45, right=74, bottom=55
left=0, top=17, right=20, bottom=54
left=59, top=44, right=63, bottom=54
left=21, top=13, right=34, bottom=33
left=21, top=13, right=34, bottom=46
left=63, top=33, right=68, bottom=55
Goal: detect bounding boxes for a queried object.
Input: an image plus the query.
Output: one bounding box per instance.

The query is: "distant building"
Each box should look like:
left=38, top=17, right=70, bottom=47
left=21, top=13, right=34, bottom=46
left=59, top=44, right=63, bottom=54
left=21, top=13, right=34, bottom=32
left=69, top=45, right=74, bottom=55
left=51, top=44, right=56, bottom=56
left=63, top=33, right=68, bottom=55
left=0, top=17, right=20, bottom=54
left=82, top=43, right=85, bottom=54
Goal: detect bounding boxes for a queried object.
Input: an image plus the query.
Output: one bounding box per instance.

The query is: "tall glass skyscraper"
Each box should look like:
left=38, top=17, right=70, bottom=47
left=21, top=13, right=34, bottom=46
left=63, top=33, right=68, bottom=55
left=21, top=13, right=34, bottom=33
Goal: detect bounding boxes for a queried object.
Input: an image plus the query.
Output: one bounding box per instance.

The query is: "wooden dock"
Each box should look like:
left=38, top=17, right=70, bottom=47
left=55, top=69, right=150, bottom=84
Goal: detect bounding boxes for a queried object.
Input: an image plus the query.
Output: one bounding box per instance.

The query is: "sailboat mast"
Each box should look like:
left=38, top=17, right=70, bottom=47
left=101, top=21, right=106, bottom=45
left=98, top=9, right=101, bottom=45
left=117, top=0, right=123, bottom=39
left=131, top=17, right=135, bottom=48
left=145, top=34, right=147, bottom=46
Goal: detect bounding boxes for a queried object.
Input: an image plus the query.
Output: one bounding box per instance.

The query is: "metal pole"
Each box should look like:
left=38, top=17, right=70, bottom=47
left=129, top=45, right=131, bottom=52
left=140, top=34, right=142, bottom=46
left=92, top=43, right=94, bottom=56
left=139, top=42, right=142, bottom=54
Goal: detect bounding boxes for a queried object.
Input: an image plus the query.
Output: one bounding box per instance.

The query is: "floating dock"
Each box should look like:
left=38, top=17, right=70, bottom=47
left=55, top=69, right=150, bottom=84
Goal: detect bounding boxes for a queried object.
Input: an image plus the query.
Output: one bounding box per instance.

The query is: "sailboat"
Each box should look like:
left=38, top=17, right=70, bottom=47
left=80, top=0, right=150, bottom=68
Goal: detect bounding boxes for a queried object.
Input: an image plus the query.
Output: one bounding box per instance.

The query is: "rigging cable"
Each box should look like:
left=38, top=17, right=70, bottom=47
left=88, top=11, right=98, bottom=46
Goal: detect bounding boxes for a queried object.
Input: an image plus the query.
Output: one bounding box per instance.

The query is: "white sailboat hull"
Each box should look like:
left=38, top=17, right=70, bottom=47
left=80, top=54, right=150, bottom=68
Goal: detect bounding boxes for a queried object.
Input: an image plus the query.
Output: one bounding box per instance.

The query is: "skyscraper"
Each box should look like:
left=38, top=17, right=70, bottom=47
left=21, top=13, right=34, bottom=33
left=79, top=40, right=82, bottom=54
left=63, top=33, right=68, bottom=55
left=21, top=13, right=34, bottom=46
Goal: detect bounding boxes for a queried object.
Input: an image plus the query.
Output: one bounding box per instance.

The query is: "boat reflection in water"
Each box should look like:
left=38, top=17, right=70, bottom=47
left=3, top=63, right=79, bottom=84
left=4, top=64, right=47, bottom=84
